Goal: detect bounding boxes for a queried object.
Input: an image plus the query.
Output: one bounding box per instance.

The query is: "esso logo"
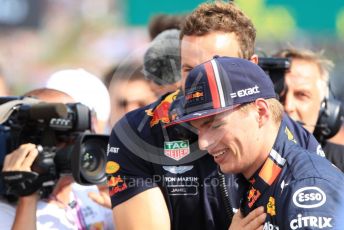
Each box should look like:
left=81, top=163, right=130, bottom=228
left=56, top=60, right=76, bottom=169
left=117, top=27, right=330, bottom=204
left=292, top=187, right=326, bottom=208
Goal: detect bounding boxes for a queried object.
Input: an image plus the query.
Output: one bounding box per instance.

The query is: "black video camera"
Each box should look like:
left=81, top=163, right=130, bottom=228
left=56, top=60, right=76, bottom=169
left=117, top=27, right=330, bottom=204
left=0, top=97, right=108, bottom=198
left=258, top=57, right=291, bottom=96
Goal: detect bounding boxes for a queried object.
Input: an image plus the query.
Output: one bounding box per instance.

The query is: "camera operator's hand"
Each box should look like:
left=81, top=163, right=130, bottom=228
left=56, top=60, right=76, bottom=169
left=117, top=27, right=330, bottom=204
left=228, top=207, right=266, bottom=230
left=2, top=144, right=40, bottom=230
left=2, top=143, right=43, bottom=196
left=2, top=143, right=39, bottom=172
left=88, top=184, right=111, bottom=209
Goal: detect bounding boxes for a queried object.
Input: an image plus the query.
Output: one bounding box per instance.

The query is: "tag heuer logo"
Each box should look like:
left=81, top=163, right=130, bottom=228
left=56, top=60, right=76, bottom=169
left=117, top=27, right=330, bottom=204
left=164, top=140, right=190, bottom=161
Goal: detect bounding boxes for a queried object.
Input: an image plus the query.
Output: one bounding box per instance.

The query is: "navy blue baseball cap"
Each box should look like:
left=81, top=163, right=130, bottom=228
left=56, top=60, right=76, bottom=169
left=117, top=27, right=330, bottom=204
left=167, top=56, right=277, bottom=126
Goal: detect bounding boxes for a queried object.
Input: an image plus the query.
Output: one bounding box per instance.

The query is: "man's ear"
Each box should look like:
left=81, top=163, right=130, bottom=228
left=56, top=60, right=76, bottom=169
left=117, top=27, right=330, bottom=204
left=249, top=54, right=259, bottom=64
left=254, top=98, right=269, bottom=127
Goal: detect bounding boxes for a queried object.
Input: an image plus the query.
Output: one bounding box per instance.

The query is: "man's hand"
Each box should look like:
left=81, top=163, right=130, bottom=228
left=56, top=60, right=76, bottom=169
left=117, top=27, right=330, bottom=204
left=2, top=143, right=39, bottom=172
left=229, top=207, right=266, bottom=230
left=2, top=144, right=40, bottom=230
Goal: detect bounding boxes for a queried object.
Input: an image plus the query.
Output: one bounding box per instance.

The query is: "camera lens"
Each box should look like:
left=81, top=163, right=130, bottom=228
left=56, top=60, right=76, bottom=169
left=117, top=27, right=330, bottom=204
left=79, top=138, right=107, bottom=184
left=71, top=133, right=108, bottom=185
left=81, top=151, right=98, bottom=172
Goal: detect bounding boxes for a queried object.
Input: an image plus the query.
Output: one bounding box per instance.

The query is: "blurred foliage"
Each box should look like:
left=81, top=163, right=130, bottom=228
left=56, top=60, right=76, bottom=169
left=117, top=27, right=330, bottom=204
left=236, top=0, right=344, bottom=40
left=236, top=0, right=296, bottom=40
left=337, top=9, right=344, bottom=40
left=125, top=0, right=202, bottom=25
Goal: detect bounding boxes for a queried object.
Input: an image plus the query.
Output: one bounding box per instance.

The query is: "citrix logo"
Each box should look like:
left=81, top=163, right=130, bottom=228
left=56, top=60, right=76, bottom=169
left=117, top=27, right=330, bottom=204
left=289, top=214, right=332, bottom=229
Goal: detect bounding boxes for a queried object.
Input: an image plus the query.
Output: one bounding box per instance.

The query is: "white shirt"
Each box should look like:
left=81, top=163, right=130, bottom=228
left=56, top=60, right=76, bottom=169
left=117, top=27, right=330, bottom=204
left=0, top=198, right=16, bottom=230
left=36, top=183, right=113, bottom=230
left=0, top=184, right=114, bottom=230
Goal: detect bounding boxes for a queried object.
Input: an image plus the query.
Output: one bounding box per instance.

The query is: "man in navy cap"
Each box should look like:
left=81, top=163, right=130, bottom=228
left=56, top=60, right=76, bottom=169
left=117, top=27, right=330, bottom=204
left=106, top=1, right=324, bottom=230
left=107, top=2, right=268, bottom=230
left=170, top=56, right=344, bottom=229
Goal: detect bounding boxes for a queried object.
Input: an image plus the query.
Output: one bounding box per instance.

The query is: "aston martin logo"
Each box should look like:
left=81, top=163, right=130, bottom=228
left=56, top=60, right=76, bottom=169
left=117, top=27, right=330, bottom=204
left=163, top=166, right=194, bottom=174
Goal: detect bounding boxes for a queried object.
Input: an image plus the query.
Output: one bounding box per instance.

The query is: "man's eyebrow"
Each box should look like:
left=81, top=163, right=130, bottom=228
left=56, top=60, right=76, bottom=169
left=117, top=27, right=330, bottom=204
left=200, top=117, right=215, bottom=127
left=182, top=63, right=193, bottom=69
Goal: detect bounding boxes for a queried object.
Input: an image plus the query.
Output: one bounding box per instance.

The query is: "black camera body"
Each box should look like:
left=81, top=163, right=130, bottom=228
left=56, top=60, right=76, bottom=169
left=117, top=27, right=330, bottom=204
left=258, top=57, right=291, bottom=96
left=0, top=97, right=108, bottom=197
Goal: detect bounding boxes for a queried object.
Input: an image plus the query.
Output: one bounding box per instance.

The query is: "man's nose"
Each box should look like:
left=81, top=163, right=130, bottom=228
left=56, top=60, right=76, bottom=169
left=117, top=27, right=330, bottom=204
left=283, top=92, right=296, bottom=114
left=198, top=130, right=215, bottom=151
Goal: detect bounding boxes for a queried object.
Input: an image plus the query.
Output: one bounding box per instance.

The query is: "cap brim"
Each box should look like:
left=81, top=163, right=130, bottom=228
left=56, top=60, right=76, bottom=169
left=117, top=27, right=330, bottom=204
left=165, top=104, right=240, bottom=128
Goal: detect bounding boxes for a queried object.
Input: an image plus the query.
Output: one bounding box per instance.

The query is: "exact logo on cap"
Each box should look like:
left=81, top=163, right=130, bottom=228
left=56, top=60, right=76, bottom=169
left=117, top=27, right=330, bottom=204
left=230, top=85, right=260, bottom=98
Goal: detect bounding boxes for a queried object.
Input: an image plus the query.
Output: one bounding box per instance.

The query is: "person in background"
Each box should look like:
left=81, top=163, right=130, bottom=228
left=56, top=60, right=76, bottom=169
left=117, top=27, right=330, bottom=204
left=0, top=68, right=10, bottom=96
left=148, top=14, right=186, bottom=40
left=89, top=29, right=184, bottom=209
left=0, top=88, right=114, bottom=230
left=274, top=48, right=344, bottom=171
left=103, top=29, right=182, bottom=130
left=143, top=29, right=182, bottom=97
left=90, top=29, right=183, bottom=209
left=103, top=63, right=157, bottom=128
left=46, top=68, right=111, bottom=134
left=169, top=56, right=344, bottom=229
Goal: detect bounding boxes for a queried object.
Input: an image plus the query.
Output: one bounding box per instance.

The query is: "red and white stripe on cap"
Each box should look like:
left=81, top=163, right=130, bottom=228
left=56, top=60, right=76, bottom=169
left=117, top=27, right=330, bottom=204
left=204, top=59, right=226, bottom=109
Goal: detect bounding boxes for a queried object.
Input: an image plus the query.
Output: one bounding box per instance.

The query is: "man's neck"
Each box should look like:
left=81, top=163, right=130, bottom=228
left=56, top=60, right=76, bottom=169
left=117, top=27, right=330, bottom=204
left=243, top=121, right=281, bottom=179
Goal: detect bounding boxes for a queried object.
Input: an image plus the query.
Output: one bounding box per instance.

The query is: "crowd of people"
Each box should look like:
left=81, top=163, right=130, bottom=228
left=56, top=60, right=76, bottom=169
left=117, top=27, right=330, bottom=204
left=1, top=1, right=344, bottom=230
